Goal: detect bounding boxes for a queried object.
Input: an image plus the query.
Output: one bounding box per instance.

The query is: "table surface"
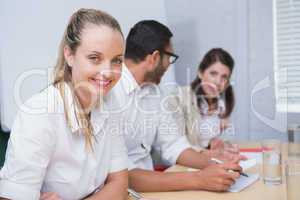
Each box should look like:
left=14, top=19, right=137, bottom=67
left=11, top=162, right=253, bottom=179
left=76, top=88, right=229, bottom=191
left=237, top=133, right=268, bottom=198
left=128, top=142, right=299, bottom=200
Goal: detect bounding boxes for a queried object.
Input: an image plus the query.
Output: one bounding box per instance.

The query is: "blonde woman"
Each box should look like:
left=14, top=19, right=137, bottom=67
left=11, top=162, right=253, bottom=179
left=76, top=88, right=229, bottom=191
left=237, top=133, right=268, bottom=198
left=0, top=8, right=128, bottom=200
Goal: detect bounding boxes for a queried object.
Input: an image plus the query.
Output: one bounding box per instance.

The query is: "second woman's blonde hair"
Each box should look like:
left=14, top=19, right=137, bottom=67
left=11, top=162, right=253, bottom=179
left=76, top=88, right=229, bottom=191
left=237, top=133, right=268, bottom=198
left=53, top=8, right=123, bottom=150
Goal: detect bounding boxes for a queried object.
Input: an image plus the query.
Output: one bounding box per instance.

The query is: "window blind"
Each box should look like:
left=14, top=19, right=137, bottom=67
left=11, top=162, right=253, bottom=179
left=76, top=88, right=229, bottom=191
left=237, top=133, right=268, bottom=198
left=274, top=0, right=300, bottom=112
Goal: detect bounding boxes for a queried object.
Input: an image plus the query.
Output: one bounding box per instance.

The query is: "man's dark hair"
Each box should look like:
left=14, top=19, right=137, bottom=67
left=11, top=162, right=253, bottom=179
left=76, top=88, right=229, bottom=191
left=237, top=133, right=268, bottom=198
left=125, top=20, right=173, bottom=63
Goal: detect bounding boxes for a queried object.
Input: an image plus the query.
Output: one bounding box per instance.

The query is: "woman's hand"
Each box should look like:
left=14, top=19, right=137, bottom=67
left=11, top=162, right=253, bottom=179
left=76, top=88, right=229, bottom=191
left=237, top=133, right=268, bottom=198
left=224, top=141, right=240, bottom=154
left=210, top=138, right=225, bottom=150
left=208, top=147, right=247, bottom=164
left=209, top=138, right=247, bottom=162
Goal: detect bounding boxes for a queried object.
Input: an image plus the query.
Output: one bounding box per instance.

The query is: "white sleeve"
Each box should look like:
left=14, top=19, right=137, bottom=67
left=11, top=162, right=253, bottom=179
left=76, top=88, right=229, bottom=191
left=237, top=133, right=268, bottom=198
left=127, top=159, right=138, bottom=171
left=153, top=94, right=191, bottom=165
left=220, top=117, right=235, bottom=139
left=0, top=108, right=56, bottom=200
left=109, top=130, right=128, bottom=173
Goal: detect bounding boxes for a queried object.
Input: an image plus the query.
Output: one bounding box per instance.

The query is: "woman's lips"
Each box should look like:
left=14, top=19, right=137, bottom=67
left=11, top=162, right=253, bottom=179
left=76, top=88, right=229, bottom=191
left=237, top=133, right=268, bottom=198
left=89, top=78, right=112, bottom=89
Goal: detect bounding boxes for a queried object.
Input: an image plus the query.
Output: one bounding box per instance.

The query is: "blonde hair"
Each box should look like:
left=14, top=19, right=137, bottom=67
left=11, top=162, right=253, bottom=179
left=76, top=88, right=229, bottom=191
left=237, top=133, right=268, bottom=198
left=53, top=8, right=122, bottom=150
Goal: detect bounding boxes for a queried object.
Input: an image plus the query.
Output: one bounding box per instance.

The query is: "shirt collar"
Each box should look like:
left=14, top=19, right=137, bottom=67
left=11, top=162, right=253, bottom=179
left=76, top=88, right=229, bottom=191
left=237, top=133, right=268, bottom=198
left=120, top=64, right=161, bottom=99
left=121, top=64, right=140, bottom=95
left=54, top=82, right=110, bottom=135
left=200, top=96, right=225, bottom=115
left=90, top=102, right=110, bottom=135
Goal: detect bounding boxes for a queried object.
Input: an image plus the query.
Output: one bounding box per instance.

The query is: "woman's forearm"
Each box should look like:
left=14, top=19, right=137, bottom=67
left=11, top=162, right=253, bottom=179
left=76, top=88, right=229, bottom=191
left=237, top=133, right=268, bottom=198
left=129, top=168, right=197, bottom=192
left=86, top=170, right=128, bottom=200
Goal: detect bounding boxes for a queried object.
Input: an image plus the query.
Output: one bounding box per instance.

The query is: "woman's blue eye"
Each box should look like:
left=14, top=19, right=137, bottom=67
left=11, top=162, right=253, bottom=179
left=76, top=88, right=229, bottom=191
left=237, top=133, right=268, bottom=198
left=88, top=55, right=100, bottom=63
left=112, top=58, right=123, bottom=65
left=90, top=57, right=98, bottom=61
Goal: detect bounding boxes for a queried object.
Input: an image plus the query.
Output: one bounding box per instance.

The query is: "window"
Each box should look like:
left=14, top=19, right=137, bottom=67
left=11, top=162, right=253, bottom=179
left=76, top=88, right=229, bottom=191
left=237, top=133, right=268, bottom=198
left=274, top=0, right=300, bottom=112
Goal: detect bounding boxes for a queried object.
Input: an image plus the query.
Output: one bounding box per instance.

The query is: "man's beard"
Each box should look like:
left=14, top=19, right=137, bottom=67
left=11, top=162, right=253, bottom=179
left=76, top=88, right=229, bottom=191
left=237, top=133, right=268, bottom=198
left=144, top=62, right=166, bottom=84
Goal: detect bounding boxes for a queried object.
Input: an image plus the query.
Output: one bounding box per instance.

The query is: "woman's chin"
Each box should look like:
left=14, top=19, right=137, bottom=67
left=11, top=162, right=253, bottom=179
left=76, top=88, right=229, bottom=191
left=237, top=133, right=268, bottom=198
left=94, top=87, right=113, bottom=99
left=204, top=92, right=219, bottom=99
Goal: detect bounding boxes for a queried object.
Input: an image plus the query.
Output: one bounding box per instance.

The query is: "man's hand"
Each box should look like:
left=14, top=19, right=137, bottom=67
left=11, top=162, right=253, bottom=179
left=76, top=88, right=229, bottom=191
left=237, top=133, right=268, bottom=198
left=192, top=162, right=241, bottom=192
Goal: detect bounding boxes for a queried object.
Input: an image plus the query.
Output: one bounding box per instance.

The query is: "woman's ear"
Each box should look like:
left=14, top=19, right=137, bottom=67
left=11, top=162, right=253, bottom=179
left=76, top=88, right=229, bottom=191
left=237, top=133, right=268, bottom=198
left=198, top=71, right=203, bottom=80
left=225, top=82, right=231, bottom=91
left=64, top=45, right=74, bottom=67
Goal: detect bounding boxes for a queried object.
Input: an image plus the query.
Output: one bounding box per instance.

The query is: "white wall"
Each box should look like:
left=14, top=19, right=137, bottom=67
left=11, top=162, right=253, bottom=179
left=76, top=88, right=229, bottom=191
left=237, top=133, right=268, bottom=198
left=247, top=0, right=288, bottom=141
left=1, top=0, right=295, bottom=141
left=0, top=0, right=174, bottom=128
left=165, top=0, right=291, bottom=141
left=165, top=0, right=251, bottom=141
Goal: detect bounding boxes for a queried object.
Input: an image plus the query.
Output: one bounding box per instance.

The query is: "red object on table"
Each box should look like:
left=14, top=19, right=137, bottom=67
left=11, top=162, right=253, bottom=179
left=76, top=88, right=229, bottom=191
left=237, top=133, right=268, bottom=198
left=239, top=148, right=263, bottom=152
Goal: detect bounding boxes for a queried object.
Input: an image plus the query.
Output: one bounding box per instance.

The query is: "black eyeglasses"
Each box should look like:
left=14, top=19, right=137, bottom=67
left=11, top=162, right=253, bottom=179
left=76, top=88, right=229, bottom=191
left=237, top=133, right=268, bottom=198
left=163, top=51, right=179, bottom=64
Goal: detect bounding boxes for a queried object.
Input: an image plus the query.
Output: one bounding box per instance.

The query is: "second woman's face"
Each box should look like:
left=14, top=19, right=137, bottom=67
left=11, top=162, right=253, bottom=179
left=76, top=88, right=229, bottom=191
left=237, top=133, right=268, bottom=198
left=199, top=61, right=231, bottom=98
left=65, top=24, right=124, bottom=107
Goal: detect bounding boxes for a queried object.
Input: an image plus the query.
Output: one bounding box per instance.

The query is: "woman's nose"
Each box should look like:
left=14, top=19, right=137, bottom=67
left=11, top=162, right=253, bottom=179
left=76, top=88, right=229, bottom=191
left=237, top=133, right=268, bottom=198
left=98, top=62, right=113, bottom=78
left=214, top=76, right=222, bottom=88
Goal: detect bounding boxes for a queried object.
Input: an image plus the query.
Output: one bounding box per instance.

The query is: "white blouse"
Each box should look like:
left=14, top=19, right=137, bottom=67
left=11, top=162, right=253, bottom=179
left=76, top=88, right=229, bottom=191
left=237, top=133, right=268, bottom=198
left=0, top=83, right=128, bottom=200
left=167, top=85, right=234, bottom=150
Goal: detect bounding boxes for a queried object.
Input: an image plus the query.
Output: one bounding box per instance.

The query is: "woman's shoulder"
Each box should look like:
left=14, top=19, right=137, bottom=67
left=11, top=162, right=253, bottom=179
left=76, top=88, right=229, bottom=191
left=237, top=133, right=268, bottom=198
left=170, top=85, right=192, bottom=97
left=166, top=85, right=196, bottom=111
left=173, top=85, right=196, bottom=103
left=21, top=84, right=64, bottom=114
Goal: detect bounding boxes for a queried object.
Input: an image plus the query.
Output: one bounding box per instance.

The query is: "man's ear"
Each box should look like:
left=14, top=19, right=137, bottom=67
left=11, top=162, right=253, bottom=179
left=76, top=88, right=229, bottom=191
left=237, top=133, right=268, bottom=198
left=152, top=50, right=161, bottom=66
left=64, top=45, right=74, bottom=67
left=146, top=50, right=161, bottom=71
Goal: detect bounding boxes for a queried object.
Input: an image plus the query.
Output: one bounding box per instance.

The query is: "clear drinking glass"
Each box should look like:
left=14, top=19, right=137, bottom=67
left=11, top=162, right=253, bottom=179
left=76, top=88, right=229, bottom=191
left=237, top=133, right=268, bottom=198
left=288, top=142, right=300, bottom=159
left=262, top=139, right=282, bottom=185
left=286, top=159, right=300, bottom=200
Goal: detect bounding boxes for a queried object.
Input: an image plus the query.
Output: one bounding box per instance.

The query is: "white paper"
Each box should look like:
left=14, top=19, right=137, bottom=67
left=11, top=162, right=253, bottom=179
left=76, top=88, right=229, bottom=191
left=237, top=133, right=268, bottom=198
left=188, top=158, right=257, bottom=173
left=240, top=152, right=263, bottom=164
left=239, top=158, right=257, bottom=170
left=228, top=173, right=259, bottom=192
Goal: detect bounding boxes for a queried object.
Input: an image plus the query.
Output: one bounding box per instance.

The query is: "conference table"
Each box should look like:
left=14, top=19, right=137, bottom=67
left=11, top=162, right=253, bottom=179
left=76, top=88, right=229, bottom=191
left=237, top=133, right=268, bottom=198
left=128, top=142, right=299, bottom=200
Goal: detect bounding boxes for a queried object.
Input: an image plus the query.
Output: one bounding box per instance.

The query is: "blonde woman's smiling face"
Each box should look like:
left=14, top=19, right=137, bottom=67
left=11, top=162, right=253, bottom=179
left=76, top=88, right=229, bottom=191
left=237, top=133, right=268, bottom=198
left=64, top=24, right=124, bottom=108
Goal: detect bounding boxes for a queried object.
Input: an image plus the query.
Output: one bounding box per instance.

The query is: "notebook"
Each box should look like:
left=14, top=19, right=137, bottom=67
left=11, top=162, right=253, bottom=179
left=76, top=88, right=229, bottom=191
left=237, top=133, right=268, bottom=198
left=228, top=173, right=260, bottom=192
left=241, top=152, right=263, bottom=164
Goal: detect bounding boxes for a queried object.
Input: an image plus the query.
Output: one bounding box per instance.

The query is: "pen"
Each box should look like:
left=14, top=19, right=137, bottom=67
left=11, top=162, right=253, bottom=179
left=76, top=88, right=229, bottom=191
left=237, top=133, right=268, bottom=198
left=128, top=188, right=142, bottom=200
left=211, top=158, right=249, bottom=177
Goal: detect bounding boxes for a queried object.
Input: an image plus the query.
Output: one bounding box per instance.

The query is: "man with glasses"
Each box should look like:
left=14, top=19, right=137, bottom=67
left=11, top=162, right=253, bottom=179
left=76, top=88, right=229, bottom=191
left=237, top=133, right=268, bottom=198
left=111, top=20, right=242, bottom=192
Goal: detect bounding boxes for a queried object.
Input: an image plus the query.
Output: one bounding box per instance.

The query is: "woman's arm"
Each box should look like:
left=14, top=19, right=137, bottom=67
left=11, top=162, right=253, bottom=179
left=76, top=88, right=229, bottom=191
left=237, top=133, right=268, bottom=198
left=0, top=106, right=56, bottom=199
left=85, top=170, right=128, bottom=200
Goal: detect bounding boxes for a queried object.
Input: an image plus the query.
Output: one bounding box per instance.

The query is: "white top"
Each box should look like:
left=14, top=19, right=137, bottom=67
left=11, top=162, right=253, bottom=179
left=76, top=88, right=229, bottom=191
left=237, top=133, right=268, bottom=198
left=167, top=85, right=234, bottom=149
left=111, top=65, right=191, bottom=170
left=193, top=96, right=226, bottom=148
left=0, top=83, right=128, bottom=200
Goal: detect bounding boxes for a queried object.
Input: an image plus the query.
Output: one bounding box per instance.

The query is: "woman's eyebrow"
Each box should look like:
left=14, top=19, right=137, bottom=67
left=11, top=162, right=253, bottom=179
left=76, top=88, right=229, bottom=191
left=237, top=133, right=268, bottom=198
left=114, top=54, right=124, bottom=57
left=90, top=51, right=103, bottom=55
